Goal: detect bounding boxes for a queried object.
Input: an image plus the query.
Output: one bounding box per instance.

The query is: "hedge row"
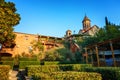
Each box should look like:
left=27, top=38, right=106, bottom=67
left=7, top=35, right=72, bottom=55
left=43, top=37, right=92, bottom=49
left=32, top=72, right=102, bottom=80
left=44, top=61, right=75, bottom=65
left=44, top=61, right=59, bottom=65
left=19, top=57, right=37, bottom=61
left=19, top=61, right=40, bottom=69
left=0, top=61, right=14, bottom=69
left=0, top=65, right=11, bottom=80
left=26, top=64, right=92, bottom=76
left=85, top=67, right=120, bottom=80
left=0, top=57, right=37, bottom=61
left=0, top=61, right=40, bottom=69
left=0, top=57, right=14, bottom=61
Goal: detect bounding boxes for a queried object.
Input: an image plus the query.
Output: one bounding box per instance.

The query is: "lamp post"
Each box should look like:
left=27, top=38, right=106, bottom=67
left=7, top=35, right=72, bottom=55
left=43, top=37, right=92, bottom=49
left=0, top=43, right=2, bottom=50
left=84, top=47, right=88, bottom=64
left=0, top=43, right=2, bottom=61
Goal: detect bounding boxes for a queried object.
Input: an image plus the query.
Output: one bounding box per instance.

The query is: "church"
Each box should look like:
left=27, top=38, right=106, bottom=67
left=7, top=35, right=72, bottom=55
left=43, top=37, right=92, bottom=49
left=65, top=15, right=100, bottom=53
left=79, top=15, right=99, bottom=36
left=65, top=15, right=99, bottom=37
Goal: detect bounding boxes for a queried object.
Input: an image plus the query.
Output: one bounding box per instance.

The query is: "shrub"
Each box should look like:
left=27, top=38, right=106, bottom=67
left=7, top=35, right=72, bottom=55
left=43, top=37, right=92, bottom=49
left=27, top=65, right=60, bottom=76
left=32, top=72, right=102, bottom=80
left=19, top=61, right=40, bottom=69
left=59, top=64, right=92, bottom=71
left=32, top=73, right=51, bottom=80
left=72, top=64, right=92, bottom=71
left=0, top=65, right=11, bottom=80
left=0, top=57, right=14, bottom=61
left=0, top=61, right=14, bottom=69
left=59, top=65, right=72, bottom=71
left=19, top=57, right=37, bottom=61
left=26, top=65, right=42, bottom=77
left=85, top=67, right=120, bottom=80
left=59, top=60, right=73, bottom=64
left=26, top=64, right=92, bottom=76
left=44, top=61, right=59, bottom=65
left=41, top=65, right=60, bottom=73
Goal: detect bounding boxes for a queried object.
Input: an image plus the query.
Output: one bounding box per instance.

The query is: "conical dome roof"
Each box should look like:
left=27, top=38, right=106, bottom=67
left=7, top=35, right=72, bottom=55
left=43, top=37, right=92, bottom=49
left=66, top=30, right=71, bottom=32
left=82, top=15, right=91, bottom=23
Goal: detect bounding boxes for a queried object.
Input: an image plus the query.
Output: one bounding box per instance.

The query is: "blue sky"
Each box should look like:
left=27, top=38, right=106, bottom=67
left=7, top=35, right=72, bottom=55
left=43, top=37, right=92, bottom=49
left=6, top=0, right=120, bottom=37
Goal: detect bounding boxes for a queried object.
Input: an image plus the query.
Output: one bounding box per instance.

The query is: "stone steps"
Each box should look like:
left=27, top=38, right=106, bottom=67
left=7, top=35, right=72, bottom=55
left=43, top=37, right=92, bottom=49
left=9, top=69, right=32, bottom=80
left=9, top=70, right=18, bottom=80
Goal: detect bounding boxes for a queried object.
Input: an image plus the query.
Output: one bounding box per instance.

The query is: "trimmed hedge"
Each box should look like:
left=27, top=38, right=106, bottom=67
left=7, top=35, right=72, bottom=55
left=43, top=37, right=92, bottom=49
left=0, top=57, right=14, bottom=61
left=19, top=61, right=40, bottom=69
left=44, top=61, right=59, bottom=65
left=32, top=73, right=51, bottom=80
left=42, top=65, right=60, bottom=73
left=27, top=65, right=60, bottom=76
left=19, top=57, right=37, bottom=61
left=27, top=65, right=42, bottom=76
left=59, top=61, right=77, bottom=64
left=0, top=65, right=11, bottom=80
left=85, top=67, right=120, bottom=80
left=60, top=64, right=92, bottom=71
left=32, top=72, right=102, bottom=80
left=26, top=64, right=92, bottom=76
left=0, top=61, right=14, bottom=69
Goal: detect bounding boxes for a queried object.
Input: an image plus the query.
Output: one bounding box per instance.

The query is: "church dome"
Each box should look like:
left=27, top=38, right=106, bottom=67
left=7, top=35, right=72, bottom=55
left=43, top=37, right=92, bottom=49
left=82, top=15, right=91, bottom=23
left=66, top=30, right=72, bottom=33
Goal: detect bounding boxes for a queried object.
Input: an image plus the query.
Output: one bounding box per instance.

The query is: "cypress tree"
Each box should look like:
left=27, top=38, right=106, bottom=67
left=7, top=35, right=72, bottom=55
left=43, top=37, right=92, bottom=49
left=105, top=16, right=109, bottom=26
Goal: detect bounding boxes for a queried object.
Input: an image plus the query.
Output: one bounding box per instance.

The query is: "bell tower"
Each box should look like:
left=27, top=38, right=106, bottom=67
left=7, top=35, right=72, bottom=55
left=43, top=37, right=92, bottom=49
left=82, top=15, right=91, bottom=30
left=65, top=30, right=72, bottom=37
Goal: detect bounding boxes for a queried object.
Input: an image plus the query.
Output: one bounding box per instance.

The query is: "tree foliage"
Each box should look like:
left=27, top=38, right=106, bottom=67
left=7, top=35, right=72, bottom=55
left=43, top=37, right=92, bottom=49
left=44, top=47, right=66, bottom=61
left=31, top=40, right=44, bottom=52
left=0, top=0, right=20, bottom=47
left=63, top=37, right=83, bottom=63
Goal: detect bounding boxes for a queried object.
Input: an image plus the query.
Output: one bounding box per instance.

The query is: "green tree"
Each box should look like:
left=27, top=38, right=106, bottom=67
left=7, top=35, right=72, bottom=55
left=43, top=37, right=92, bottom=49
left=31, top=40, right=44, bottom=60
left=0, top=0, right=20, bottom=47
left=44, top=47, right=65, bottom=61
left=32, top=41, right=44, bottom=52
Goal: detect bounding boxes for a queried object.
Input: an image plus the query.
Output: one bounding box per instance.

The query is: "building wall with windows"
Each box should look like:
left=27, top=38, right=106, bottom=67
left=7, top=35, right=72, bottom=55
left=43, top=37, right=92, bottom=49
left=0, top=32, right=63, bottom=57
left=14, top=32, right=39, bottom=56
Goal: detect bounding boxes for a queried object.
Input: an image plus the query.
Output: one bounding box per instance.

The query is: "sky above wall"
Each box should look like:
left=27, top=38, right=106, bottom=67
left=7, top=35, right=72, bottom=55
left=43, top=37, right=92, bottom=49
left=6, top=0, right=120, bottom=37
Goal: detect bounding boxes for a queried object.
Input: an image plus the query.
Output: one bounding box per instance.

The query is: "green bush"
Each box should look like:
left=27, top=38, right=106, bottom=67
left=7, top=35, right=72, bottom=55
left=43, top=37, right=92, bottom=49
left=32, top=73, right=51, bottom=80
left=0, top=61, right=14, bottom=69
left=26, top=64, right=92, bottom=76
left=44, top=61, right=59, bottom=65
left=19, top=57, right=37, bottom=61
left=59, top=64, right=92, bottom=71
left=0, top=57, right=14, bottom=61
left=32, top=72, right=102, bottom=80
left=27, top=65, right=60, bottom=76
left=41, top=65, right=60, bottom=73
left=85, top=67, right=120, bottom=80
left=19, top=61, right=40, bottom=69
left=59, top=65, right=72, bottom=71
left=0, top=65, right=11, bottom=80
left=59, top=60, right=72, bottom=64
left=26, top=65, right=42, bottom=77
left=72, top=64, right=92, bottom=71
